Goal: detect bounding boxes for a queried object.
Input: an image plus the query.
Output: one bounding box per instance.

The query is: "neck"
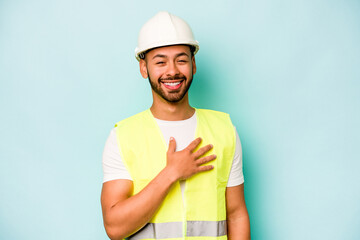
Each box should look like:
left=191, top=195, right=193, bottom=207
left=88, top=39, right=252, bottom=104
left=150, top=93, right=195, bottom=121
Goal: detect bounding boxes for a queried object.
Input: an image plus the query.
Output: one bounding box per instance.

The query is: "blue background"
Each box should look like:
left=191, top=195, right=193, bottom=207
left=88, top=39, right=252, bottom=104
left=1, top=0, right=359, bottom=239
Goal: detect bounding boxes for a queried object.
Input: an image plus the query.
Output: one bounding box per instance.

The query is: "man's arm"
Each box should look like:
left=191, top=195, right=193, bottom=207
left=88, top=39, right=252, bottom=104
left=101, top=137, right=216, bottom=240
left=226, top=184, right=251, bottom=240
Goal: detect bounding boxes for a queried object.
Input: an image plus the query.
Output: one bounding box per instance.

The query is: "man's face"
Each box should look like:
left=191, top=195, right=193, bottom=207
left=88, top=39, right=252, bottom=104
left=139, top=45, right=196, bottom=103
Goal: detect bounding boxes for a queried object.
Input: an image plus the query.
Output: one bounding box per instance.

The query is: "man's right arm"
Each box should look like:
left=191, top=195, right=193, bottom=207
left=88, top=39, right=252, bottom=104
left=101, top=167, right=177, bottom=239
left=101, top=137, right=216, bottom=240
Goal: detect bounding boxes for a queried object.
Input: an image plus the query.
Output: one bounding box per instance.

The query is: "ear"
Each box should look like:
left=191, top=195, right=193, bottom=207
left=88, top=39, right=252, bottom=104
left=139, top=59, right=148, bottom=79
left=192, top=56, right=197, bottom=75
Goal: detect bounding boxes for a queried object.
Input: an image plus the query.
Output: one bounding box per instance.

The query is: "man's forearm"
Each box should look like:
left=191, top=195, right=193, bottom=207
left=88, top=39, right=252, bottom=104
left=227, top=215, right=251, bottom=240
left=103, top=167, right=177, bottom=240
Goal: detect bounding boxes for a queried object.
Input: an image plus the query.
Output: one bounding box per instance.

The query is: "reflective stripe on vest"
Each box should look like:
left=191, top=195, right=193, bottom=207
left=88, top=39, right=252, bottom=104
left=128, top=221, right=227, bottom=239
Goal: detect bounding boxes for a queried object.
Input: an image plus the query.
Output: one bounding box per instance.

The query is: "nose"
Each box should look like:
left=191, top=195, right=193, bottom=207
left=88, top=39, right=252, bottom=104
left=166, top=61, right=180, bottom=76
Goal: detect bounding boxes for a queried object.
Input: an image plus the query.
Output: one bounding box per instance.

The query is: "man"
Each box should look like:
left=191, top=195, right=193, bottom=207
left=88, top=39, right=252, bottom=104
left=101, top=11, right=250, bottom=240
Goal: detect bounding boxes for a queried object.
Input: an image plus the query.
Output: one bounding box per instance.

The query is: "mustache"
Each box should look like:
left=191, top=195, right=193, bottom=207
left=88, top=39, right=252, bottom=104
left=159, top=75, right=186, bottom=81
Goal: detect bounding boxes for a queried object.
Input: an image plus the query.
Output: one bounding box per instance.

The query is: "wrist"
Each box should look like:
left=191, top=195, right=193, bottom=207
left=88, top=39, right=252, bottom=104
left=162, top=166, right=179, bottom=184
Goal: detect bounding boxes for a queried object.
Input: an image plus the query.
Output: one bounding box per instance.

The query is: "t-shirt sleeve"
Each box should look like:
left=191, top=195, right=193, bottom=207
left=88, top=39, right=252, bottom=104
left=226, top=127, right=244, bottom=187
left=102, top=128, right=132, bottom=183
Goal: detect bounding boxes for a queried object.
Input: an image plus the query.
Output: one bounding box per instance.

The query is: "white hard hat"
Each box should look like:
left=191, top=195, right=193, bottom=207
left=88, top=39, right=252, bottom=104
left=135, top=11, right=199, bottom=61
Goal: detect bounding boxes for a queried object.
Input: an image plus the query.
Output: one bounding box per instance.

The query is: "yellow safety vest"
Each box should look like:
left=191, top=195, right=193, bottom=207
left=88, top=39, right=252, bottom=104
left=115, top=109, right=236, bottom=240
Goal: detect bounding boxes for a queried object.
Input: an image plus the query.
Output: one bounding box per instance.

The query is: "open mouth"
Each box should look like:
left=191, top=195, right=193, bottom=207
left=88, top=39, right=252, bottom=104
left=161, top=80, right=184, bottom=90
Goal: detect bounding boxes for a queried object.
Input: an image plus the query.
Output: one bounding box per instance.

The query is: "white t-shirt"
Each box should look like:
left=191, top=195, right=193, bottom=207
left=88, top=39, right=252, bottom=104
left=102, top=112, right=244, bottom=188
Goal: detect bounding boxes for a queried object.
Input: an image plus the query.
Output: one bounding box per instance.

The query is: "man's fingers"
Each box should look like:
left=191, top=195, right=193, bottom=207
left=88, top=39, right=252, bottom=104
left=196, top=154, right=217, bottom=166
left=193, top=144, right=213, bottom=159
left=197, top=164, right=214, bottom=172
left=167, top=137, right=176, bottom=153
left=186, top=137, right=202, bottom=152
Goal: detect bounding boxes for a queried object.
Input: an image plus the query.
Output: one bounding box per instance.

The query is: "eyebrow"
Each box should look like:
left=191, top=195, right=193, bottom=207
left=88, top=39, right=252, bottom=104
left=152, top=54, right=167, bottom=59
left=152, top=52, right=190, bottom=60
left=175, top=52, right=190, bottom=58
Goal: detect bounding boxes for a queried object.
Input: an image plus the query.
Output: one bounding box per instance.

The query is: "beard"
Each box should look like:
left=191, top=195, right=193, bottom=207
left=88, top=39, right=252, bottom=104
left=148, top=72, right=193, bottom=103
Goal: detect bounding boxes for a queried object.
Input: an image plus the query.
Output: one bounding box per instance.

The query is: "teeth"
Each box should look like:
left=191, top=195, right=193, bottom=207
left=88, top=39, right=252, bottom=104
left=164, top=82, right=181, bottom=86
